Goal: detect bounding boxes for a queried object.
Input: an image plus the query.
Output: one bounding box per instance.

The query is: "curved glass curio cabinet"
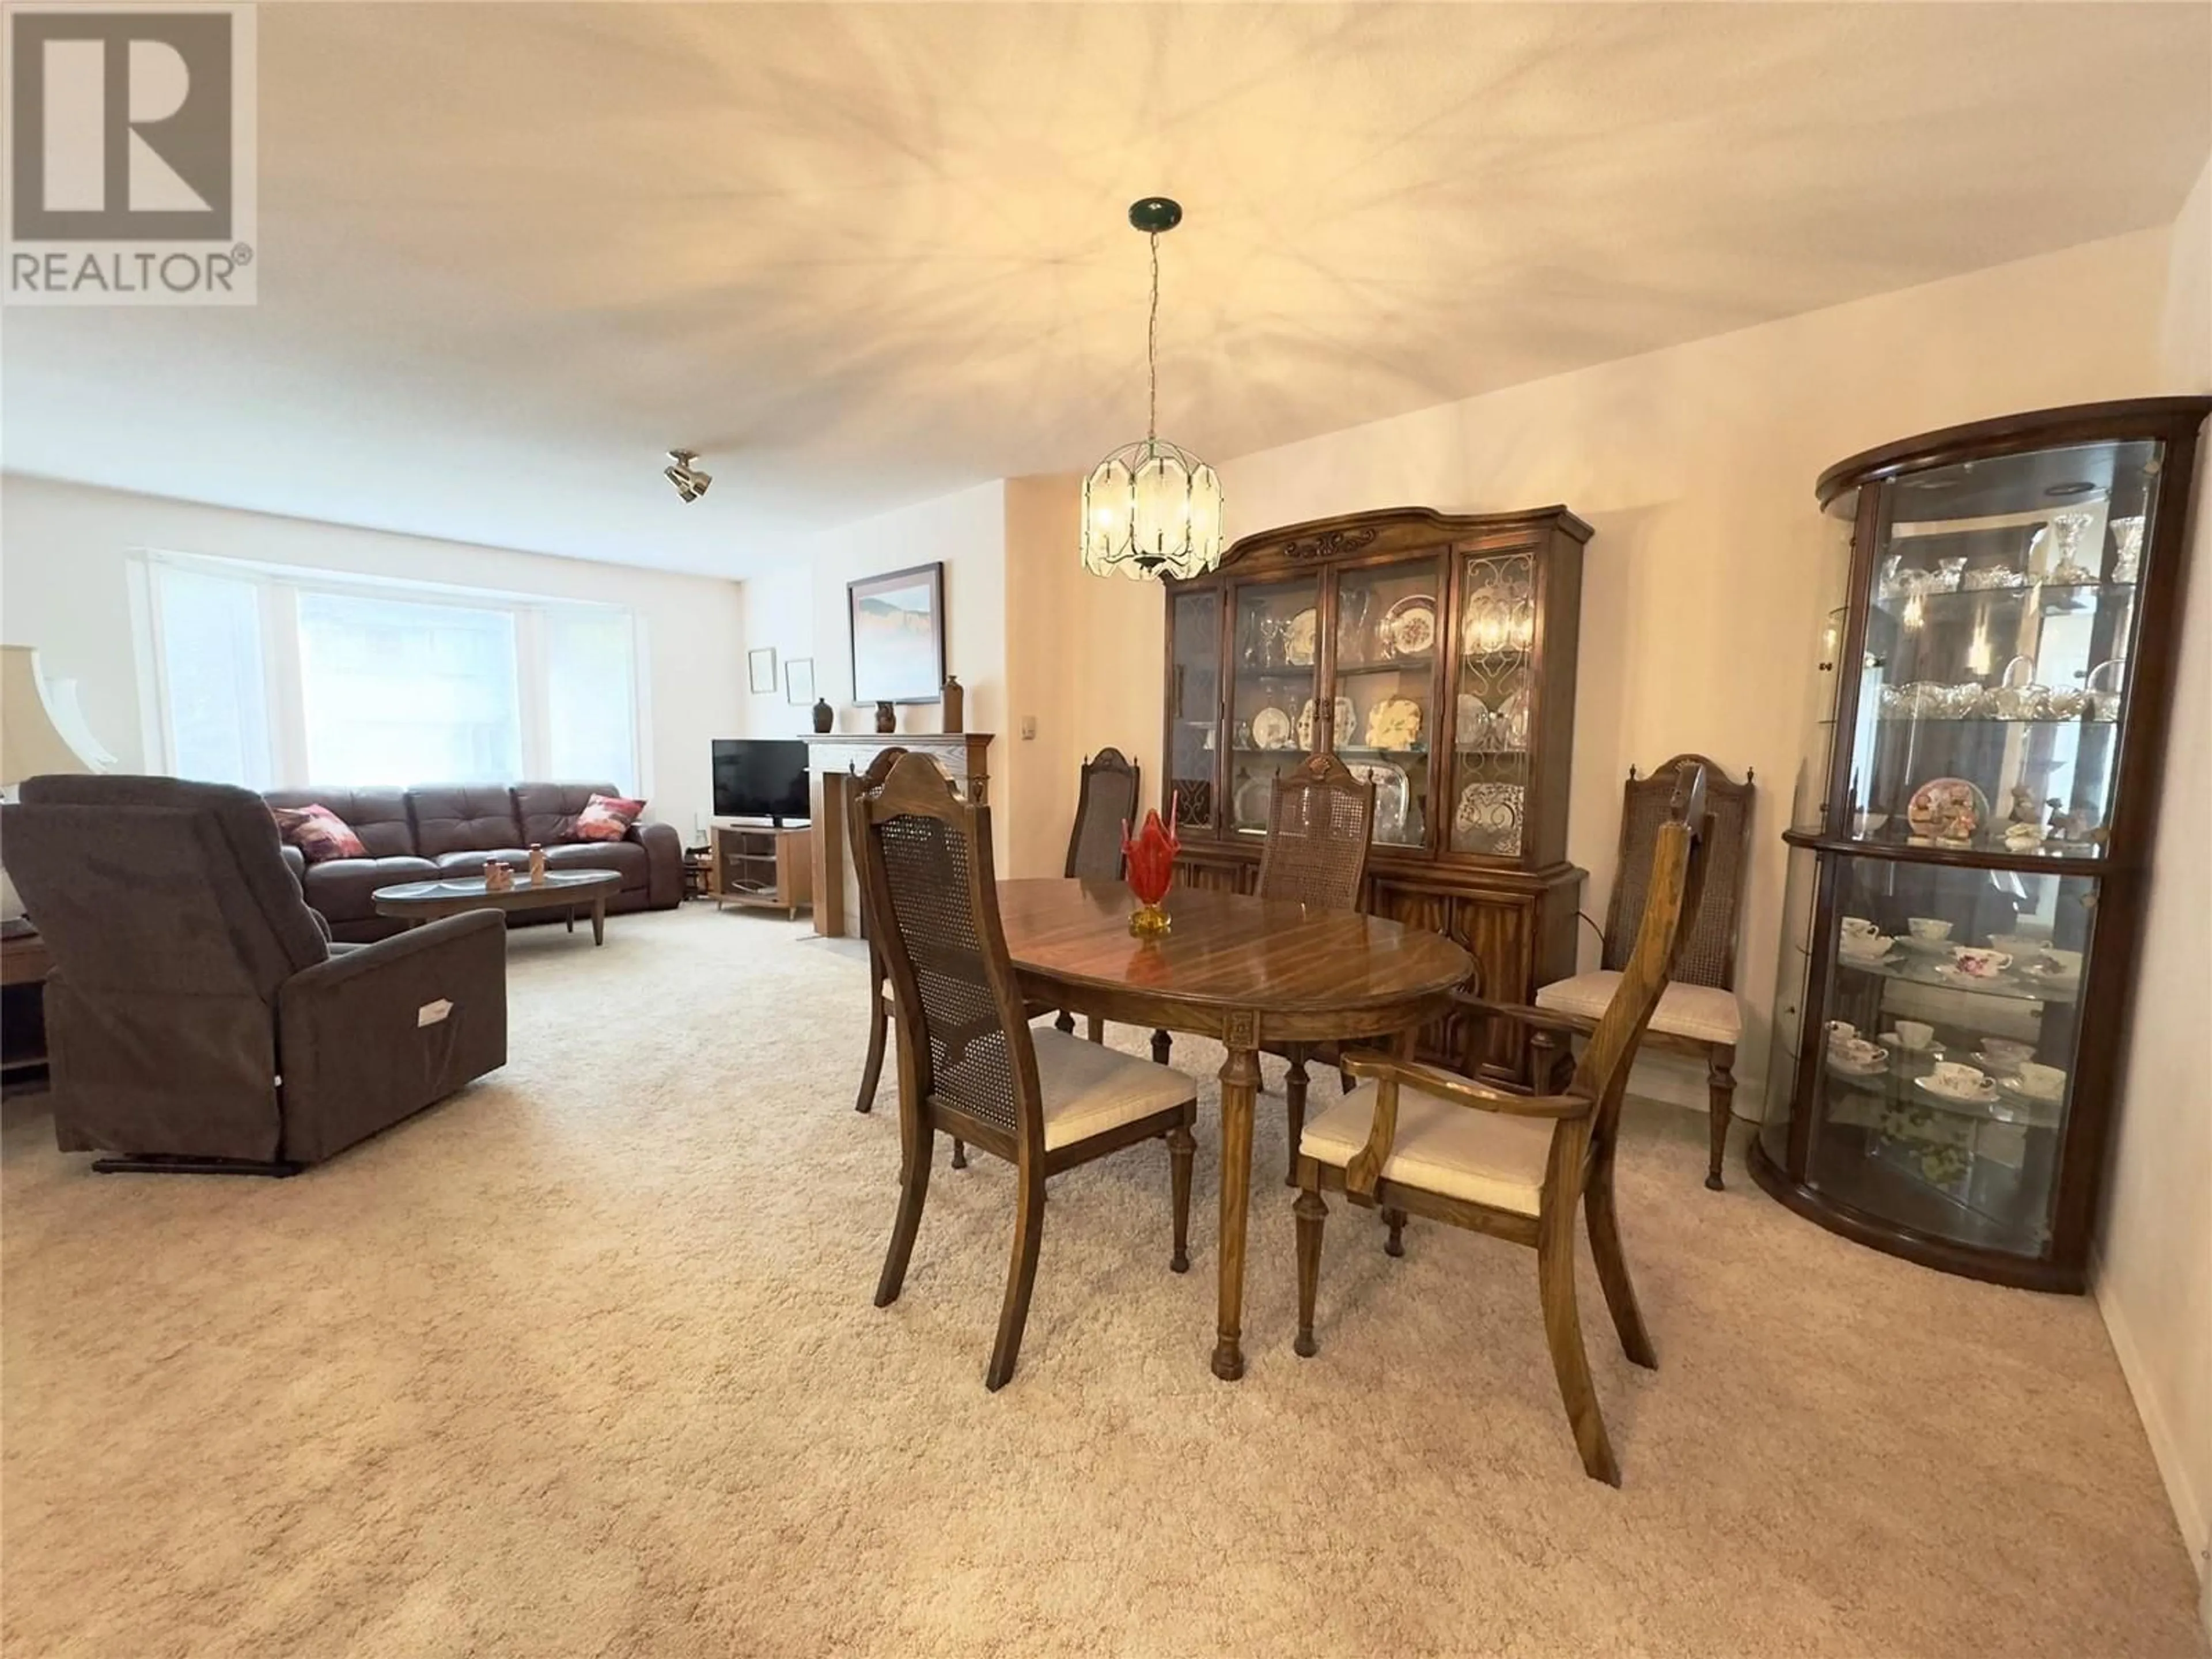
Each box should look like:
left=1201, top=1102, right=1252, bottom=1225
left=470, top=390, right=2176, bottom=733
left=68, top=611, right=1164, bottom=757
left=1752, top=399, right=2212, bottom=1290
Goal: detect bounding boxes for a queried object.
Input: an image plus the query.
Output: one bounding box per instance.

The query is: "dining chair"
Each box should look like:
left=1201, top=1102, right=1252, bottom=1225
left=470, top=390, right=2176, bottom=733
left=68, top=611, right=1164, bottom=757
left=856, top=751, right=1199, bottom=1391
left=1532, top=754, right=1753, bottom=1189
left=1251, top=753, right=1377, bottom=1184
left=1054, top=747, right=1140, bottom=1046
left=1291, top=760, right=1711, bottom=1485
left=850, top=746, right=907, bottom=1118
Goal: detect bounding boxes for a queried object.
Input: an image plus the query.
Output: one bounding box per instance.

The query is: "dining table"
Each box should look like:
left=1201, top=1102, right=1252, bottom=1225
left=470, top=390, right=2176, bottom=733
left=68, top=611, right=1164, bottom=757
left=997, top=877, right=1474, bottom=1381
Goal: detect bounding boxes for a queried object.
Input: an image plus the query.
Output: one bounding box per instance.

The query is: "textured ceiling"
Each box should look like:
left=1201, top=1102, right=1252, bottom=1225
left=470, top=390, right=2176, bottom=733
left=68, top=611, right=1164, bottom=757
left=3, top=2, right=2208, bottom=577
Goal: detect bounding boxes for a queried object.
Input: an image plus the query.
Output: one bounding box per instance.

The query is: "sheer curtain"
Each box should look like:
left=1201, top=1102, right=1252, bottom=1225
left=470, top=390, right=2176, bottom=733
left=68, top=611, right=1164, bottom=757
left=296, top=591, right=522, bottom=783
left=145, top=555, right=641, bottom=793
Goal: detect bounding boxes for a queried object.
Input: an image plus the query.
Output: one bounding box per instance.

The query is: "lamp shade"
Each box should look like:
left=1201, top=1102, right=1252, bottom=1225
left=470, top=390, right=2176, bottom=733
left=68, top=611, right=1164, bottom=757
left=1, top=646, right=107, bottom=785
left=1080, top=437, right=1225, bottom=581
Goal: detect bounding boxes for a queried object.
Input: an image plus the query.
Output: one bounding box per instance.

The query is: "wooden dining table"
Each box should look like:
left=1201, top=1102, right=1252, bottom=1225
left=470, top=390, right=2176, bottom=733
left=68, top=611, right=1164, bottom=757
left=997, top=877, right=1474, bottom=1381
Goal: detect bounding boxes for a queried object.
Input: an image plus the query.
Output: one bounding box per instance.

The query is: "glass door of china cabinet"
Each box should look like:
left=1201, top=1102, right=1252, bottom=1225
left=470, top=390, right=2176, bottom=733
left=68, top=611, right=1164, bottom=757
left=1449, top=546, right=1537, bottom=857
left=1332, top=554, right=1445, bottom=850
left=1755, top=399, right=2212, bottom=1290
left=1166, top=588, right=1222, bottom=834
left=1226, top=574, right=1320, bottom=835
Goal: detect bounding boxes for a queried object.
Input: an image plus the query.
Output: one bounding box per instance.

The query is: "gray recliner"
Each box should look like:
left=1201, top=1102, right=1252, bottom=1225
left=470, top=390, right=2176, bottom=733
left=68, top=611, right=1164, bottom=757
left=1, top=775, right=507, bottom=1174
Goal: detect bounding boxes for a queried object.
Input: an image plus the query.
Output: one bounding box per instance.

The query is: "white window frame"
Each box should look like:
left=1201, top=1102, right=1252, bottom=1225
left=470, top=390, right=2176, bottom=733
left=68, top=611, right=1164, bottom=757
left=134, top=548, right=650, bottom=797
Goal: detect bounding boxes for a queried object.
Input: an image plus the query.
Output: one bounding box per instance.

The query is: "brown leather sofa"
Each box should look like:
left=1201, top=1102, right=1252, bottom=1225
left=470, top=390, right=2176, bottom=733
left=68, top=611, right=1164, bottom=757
left=3, top=775, right=506, bottom=1173
left=263, top=781, right=683, bottom=942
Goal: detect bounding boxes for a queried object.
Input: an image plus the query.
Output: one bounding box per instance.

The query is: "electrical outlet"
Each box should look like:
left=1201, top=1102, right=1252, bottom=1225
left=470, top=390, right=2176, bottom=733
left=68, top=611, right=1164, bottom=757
left=1021, top=715, right=1038, bottom=740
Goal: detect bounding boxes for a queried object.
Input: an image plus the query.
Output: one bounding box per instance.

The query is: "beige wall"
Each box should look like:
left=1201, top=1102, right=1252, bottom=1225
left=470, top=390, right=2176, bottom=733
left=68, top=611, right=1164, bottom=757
left=1040, top=229, right=2169, bottom=1109
left=2099, top=147, right=2212, bottom=1605
left=0, top=474, right=748, bottom=836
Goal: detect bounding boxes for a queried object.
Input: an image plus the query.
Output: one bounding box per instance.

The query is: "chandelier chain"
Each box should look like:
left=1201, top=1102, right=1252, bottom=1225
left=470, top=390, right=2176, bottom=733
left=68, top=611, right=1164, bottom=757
left=1146, top=232, right=1160, bottom=444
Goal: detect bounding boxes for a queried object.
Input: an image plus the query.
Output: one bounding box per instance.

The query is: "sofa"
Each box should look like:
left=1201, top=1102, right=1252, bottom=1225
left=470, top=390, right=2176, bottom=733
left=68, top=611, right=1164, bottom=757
left=263, top=782, right=684, bottom=942
left=4, top=775, right=506, bottom=1172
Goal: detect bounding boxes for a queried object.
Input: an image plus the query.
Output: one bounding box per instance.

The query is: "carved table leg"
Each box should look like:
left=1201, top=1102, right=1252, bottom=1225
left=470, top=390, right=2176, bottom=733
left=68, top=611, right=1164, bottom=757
left=1054, top=1010, right=1075, bottom=1035
left=1152, top=1029, right=1172, bottom=1066
left=1283, top=1046, right=1309, bottom=1188
left=951, top=1139, right=968, bottom=1170
left=1706, top=1043, right=1736, bottom=1191
left=1213, top=1031, right=1259, bottom=1381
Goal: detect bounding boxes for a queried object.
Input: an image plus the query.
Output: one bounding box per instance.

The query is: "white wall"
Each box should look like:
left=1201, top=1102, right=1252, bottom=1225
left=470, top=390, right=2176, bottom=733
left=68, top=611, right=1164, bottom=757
left=0, top=475, right=748, bottom=837
left=2099, top=148, right=2212, bottom=1615
left=1035, top=229, right=2169, bottom=1112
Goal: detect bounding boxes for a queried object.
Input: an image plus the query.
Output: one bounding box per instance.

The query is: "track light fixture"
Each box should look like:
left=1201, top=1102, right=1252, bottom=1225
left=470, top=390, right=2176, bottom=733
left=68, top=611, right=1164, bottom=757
left=664, top=449, right=712, bottom=503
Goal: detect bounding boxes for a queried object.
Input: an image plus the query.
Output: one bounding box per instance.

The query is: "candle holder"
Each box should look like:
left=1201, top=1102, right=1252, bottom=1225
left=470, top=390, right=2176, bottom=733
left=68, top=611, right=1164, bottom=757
left=1122, top=797, right=1180, bottom=937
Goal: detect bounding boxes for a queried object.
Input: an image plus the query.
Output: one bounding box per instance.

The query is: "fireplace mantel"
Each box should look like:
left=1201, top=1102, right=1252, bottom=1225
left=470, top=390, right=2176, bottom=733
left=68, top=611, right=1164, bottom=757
left=805, top=732, right=994, bottom=937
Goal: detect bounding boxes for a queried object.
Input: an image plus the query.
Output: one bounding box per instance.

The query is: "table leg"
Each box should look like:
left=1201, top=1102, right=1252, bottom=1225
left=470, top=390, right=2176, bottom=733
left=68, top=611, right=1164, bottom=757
left=592, top=897, right=605, bottom=946
left=1213, top=1036, right=1260, bottom=1382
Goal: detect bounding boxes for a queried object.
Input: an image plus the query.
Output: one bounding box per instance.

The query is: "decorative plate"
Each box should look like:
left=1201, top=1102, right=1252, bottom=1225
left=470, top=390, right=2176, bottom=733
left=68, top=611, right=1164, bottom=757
left=1382, top=596, right=1437, bottom=658
left=1234, top=774, right=1276, bottom=827
left=1249, top=705, right=1295, bottom=751
left=1296, top=695, right=1354, bottom=752
left=1915, top=1073, right=1998, bottom=1107
left=1365, top=695, right=1424, bottom=751
left=1283, top=608, right=1318, bottom=668
left=1906, top=776, right=1988, bottom=842
left=1345, top=760, right=1409, bottom=840
left=1453, top=782, right=1523, bottom=856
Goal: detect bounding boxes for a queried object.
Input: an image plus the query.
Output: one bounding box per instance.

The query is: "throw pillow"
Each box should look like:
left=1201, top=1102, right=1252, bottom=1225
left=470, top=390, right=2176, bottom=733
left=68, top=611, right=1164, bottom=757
left=574, top=793, right=646, bottom=843
left=272, top=803, right=366, bottom=863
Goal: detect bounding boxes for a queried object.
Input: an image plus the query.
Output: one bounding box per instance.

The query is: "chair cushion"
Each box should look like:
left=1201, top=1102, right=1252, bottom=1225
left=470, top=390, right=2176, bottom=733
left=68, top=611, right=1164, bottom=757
left=1301, top=1081, right=1555, bottom=1216
left=301, top=855, right=441, bottom=923
left=1534, top=971, right=1742, bottom=1044
left=408, top=785, right=526, bottom=857
left=271, top=803, right=367, bottom=864
left=1031, top=1027, right=1194, bottom=1152
left=541, top=840, right=646, bottom=891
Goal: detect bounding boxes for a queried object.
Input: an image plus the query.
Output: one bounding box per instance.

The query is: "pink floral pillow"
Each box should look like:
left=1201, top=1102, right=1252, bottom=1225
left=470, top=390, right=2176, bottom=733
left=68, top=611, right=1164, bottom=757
left=272, top=804, right=366, bottom=864
left=574, top=793, right=646, bottom=843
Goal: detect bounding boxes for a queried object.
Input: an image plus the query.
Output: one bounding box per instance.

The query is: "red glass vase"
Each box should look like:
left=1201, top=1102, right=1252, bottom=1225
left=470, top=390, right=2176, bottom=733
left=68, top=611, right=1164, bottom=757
left=1122, top=800, right=1180, bottom=937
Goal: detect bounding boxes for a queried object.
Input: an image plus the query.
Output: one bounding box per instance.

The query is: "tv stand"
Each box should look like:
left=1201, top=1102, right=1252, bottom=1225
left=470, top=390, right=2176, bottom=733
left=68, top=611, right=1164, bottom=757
left=709, top=823, right=812, bottom=919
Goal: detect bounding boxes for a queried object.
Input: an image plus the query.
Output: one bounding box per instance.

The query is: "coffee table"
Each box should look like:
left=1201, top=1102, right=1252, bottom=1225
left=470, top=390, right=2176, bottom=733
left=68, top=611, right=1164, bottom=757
left=372, top=869, right=623, bottom=945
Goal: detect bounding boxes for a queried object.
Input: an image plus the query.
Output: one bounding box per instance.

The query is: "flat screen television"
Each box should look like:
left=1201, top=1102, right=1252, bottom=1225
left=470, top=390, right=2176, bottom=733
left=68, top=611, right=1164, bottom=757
left=711, top=738, right=810, bottom=825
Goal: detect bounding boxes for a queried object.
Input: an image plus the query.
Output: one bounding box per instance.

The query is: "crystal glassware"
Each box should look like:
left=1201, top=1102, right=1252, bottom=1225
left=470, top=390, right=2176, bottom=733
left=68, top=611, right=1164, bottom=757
left=2110, top=515, right=2145, bottom=582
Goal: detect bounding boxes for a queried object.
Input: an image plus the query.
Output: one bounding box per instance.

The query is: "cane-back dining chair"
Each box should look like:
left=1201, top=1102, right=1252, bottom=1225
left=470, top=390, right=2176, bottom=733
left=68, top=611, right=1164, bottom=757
left=1292, top=760, right=1712, bottom=1485
left=1054, top=747, right=1141, bottom=1046
left=856, top=751, right=1199, bottom=1391
left=850, top=746, right=907, bottom=1119
left=1534, top=753, right=1753, bottom=1189
left=1254, top=753, right=1376, bottom=1184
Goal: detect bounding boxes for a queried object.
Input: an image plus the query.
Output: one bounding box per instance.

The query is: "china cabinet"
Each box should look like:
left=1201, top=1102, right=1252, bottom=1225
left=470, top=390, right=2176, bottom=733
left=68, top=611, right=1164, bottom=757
left=1161, top=505, right=1592, bottom=1088
left=1752, top=397, right=2212, bottom=1290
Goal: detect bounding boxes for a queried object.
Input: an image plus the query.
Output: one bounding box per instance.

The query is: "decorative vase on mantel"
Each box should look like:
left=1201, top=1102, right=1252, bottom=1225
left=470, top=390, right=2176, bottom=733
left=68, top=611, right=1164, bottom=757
left=811, top=697, right=834, bottom=733
left=874, top=700, right=896, bottom=734
left=940, top=675, right=964, bottom=733
left=1121, top=795, right=1180, bottom=937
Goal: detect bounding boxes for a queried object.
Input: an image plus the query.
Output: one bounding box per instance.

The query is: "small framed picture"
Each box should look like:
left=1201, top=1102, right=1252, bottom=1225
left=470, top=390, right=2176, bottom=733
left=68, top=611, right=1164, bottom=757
left=784, top=656, right=816, bottom=706
left=747, top=647, right=778, bottom=695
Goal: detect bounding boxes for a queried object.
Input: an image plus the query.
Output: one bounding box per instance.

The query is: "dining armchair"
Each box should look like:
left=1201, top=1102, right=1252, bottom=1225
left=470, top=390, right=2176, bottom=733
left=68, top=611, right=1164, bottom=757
left=1291, top=760, right=1711, bottom=1485
left=1054, top=747, right=1140, bottom=1045
left=1533, top=753, right=1753, bottom=1188
left=1255, top=753, right=1376, bottom=1183
left=855, top=751, right=1199, bottom=1390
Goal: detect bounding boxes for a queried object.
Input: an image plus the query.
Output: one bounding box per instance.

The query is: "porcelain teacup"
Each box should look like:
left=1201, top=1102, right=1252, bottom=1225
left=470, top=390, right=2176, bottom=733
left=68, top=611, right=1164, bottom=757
left=1841, top=916, right=1881, bottom=940
left=1893, top=1020, right=1936, bottom=1051
left=2015, top=1062, right=2067, bottom=1101
left=1979, top=1038, right=2035, bottom=1067
left=1907, top=917, right=1953, bottom=942
left=1825, top=1020, right=1858, bottom=1047
left=1929, top=1060, right=1989, bottom=1096
left=1950, top=946, right=2013, bottom=979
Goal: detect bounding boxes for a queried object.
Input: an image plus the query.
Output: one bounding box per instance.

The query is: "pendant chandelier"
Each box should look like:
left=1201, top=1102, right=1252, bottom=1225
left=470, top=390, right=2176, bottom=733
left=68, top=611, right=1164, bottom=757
left=1081, top=198, right=1224, bottom=581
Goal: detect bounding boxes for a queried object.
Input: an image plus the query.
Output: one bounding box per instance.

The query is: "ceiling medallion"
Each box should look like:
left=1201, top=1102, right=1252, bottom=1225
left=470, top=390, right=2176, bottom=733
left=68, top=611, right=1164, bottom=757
left=1080, top=198, right=1224, bottom=581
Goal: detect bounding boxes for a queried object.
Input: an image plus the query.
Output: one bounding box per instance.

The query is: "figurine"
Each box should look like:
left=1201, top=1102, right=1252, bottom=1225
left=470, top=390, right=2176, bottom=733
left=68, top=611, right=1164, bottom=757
left=484, top=861, right=514, bottom=893
left=2008, top=785, right=2044, bottom=827
left=528, top=843, right=546, bottom=885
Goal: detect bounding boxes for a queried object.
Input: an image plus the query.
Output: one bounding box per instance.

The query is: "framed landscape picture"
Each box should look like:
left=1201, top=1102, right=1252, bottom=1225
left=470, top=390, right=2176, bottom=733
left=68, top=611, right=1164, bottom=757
left=849, top=562, right=945, bottom=704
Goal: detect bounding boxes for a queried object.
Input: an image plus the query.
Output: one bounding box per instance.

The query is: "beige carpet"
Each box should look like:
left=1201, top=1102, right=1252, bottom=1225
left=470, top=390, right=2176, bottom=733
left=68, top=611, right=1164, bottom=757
left=3, top=905, right=2203, bottom=1658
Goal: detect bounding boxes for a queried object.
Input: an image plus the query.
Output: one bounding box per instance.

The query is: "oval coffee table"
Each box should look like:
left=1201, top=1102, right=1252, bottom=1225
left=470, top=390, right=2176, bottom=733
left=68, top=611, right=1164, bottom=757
left=372, top=869, right=623, bottom=945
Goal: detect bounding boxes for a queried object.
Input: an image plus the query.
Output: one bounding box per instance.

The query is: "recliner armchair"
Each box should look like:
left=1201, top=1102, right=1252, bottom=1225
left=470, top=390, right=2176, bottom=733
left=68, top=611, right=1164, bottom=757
left=2, top=775, right=507, bottom=1174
